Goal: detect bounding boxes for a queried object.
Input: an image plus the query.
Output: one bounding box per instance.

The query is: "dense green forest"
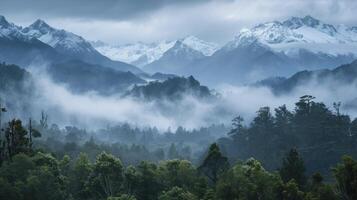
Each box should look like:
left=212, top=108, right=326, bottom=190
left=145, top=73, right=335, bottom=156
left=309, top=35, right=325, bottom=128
left=219, top=95, right=357, bottom=176
left=36, top=122, right=228, bottom=166
left=0, top=133, right=356, bottom=200
left=0, top=96, right=357, bottom=200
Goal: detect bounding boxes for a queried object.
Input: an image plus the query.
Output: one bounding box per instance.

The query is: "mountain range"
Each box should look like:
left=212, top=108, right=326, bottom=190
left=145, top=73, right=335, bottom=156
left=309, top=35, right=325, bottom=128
left=91, top=35, right=218, bottom=67
left=143, top=40, right=208, bottom=74
left=2, top=15, right=357, bottom=90
left=93, top=15, right=357, bottom=86
left=0, top=16, right=141, bottom=73
left=0, top=62, right=212, bottom=109
left=185, top=16, right=357, bottom=85
left=0, top=15, right=151, bottom=94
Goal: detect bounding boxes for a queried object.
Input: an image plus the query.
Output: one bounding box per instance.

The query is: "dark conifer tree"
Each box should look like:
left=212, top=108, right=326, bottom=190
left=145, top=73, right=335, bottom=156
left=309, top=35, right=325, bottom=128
left=279, top=148, right=307, bottom=189
left=198, top=143, right=229, bottom=184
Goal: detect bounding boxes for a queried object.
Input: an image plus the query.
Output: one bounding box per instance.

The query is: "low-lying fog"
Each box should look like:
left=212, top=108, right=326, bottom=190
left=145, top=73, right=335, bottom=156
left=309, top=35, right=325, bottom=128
left=3, top=65, right=357, bottom=132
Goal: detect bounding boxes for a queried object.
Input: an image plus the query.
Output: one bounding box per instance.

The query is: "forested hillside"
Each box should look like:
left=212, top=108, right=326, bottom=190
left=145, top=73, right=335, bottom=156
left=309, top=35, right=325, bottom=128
left=0, top=96, right=356, bottom=200
left=219, top=95, right=357, bottom=176
left=257, top=60, right=357, bottom=95
left=125, top=76, right=213, bottom=101
left=0, top=125, right=356, bottom=200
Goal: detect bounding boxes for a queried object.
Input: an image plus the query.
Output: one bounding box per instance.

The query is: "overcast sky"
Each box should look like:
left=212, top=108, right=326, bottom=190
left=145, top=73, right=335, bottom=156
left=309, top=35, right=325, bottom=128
left=1, top=0, right=357, bottom=45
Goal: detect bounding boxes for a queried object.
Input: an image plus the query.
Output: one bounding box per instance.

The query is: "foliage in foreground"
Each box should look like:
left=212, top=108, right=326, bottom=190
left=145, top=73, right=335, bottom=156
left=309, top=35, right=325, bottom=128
left=0, top=135, right=356, bottom=200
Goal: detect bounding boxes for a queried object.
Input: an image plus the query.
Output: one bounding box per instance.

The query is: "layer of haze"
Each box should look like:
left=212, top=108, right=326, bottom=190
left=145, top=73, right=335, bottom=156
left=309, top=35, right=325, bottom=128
left=22, top=67, right=357, bottom=132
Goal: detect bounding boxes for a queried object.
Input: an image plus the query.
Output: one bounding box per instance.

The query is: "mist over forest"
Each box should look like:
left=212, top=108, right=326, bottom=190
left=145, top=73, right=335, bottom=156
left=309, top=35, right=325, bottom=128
left=1, top=1, right=357, bottom=200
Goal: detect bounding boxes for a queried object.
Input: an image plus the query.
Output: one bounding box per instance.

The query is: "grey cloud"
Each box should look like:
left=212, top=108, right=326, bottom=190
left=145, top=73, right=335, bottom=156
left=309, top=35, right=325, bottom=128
left=0, top=0, right=230, bottom=20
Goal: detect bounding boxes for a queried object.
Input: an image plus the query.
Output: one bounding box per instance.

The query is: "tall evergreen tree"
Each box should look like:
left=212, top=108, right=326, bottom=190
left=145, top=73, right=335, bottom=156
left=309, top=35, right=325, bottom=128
left=279, top=149, right=306, bottom=189
left=198, top=143, right=229, bottom=184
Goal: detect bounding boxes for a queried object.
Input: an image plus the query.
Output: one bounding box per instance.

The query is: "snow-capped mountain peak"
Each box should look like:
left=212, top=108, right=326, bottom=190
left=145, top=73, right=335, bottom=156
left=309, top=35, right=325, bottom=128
left=282, top=15, right=321, bottom=29
left=283, top=15, right=338, bottom=36
left=229, top=28, right=261, bottom=46
left=179, top=35, right=218, bottom=56
left=27, top=19, right=55, bottom=35
left=225, top=15, right=357, bottom=56
left=22, top=19, right=97, bottom=54
left=166, top=40, right=205, bottom=58
left=0, top=15, right=25, bottom=40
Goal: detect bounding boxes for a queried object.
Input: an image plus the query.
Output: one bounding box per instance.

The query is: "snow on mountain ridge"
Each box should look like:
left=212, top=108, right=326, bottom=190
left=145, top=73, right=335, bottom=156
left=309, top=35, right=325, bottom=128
left=0, top=15, right=30, bottom=41
left=92, top=40, right=176, bottom=67
left=92, top=36, right=218, bottom=67
left=226, top=15, right=357, bottom=56
left=179, top=35, right=218, bottom=56
left=22, top=19, right=97, bottom=54
left=27, top=19, right=55, bottom=35
left=0, top=16, right=97, bottom=54
left=166, top=40, right=205, bottom=59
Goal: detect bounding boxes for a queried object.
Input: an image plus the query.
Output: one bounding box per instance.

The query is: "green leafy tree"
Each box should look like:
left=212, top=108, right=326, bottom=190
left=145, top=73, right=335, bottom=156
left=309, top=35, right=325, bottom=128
left=0, top=153, right=35, bottom=183
left=305, top=173, right=337, bottom=200
left=24, top=152, right=68, bottom=200
left=89, top=152, right=124, bottom=199
left=202, top=189, right=215, bottom=200
left=216, top=158, right=281, bottom=200
left=278, top=179, right=304, bottom=200
left=158, top=187, right=197, bottom=200
left=71, top=153, right=93, bottom=200
left=59, top=155, right=71, bottom=177
left=124, top=165, right=139, bottom=196
left=0, top=177, right=22, bottom=200
left=192, top=177, right=209, bottom=199
left=108, top=194, right=137, bottom=200
left=31, top=152, right=61, bottom=174
left=159, top=159, right=197, bottom=190
left=134, top=161, right=162, bottom=200
left=333, top=156, right=357, bottom=200
left=26, top=166, right=68, bottom=200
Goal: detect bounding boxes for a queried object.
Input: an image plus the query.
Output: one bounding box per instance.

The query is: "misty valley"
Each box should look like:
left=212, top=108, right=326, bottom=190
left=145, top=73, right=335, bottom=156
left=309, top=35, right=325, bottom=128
left=1, top=7, right=357, bottom=200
